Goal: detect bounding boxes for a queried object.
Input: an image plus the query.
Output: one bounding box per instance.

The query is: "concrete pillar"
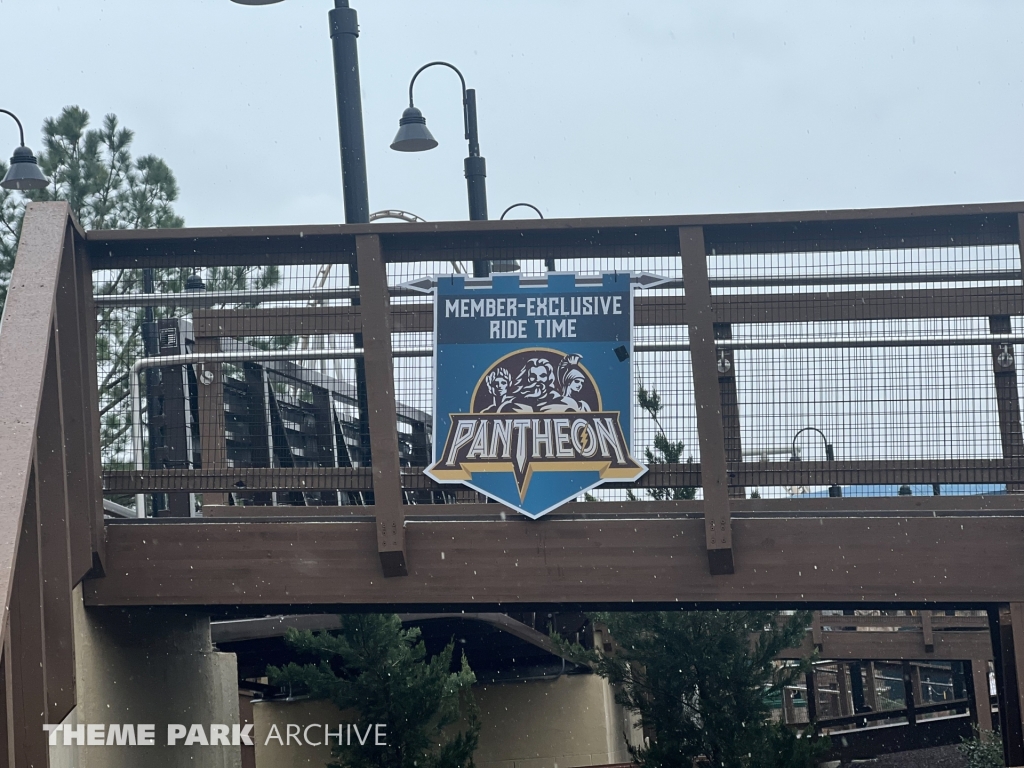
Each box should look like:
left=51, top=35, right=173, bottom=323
left=50, top=586, right=240, bottom=768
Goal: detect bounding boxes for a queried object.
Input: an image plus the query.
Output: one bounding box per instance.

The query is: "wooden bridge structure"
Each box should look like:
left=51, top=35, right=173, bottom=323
left=3, top=201, right=1024, bottom=764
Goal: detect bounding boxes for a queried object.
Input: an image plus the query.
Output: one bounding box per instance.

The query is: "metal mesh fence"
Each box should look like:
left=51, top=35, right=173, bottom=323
left=93, top=227, right=1024, bottom=515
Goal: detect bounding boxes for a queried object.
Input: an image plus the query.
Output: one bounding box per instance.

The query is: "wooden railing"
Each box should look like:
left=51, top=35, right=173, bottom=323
left=0, top=203, right=105, bottom=765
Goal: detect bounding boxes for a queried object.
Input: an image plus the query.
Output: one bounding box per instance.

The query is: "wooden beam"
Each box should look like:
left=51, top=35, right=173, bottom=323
left=10, top=469, right=48, bottom=767
left=775, top=628, right=992, bottom=662
left=195, top=337, right=228, bottom=507
left=714, top=323, right=744, bottom=499
left=76, top=242, right=106, bottom=574
left=0, top=203, right=69, bottom=644
left=921, top=610, right=935, bottom=652
left=85, top=514, right=1024, bottom=607
left=104, top=456, right=1024, bottom=493
left=54, top=226, right=94, bottom=582
left=971, top=659, right=993, bottom=732
left=35, top=327, right=76, bottom=724
left=0, top=633, right=11, bottom=768
left=680, top=226, right=733, bottom=575
left=991, top=605, right=1024, bottom=765
left=192, top=304, right=432, bottom=339
left=355, top=235, right=407, bottom=577
left=991, top=314, right=1024, bottom=494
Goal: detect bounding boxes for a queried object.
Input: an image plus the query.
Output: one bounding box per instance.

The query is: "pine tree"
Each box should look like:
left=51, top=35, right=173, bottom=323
left=559, top=610, right=827, bottom=767
left=268, top=614, right=480, bottom=768
left=630, top=383, right=697, bottom=501
left=0, top=106, right=280, bottom=473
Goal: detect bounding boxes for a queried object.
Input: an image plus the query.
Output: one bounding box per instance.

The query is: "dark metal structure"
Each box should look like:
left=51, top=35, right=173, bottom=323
left=5, top=201, right=1024, bottom=763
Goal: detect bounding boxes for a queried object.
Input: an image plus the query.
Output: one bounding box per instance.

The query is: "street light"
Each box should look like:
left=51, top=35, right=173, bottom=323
left=1, top=110, right=48, bottom=191
left=230, top=0, right=369, bottom=224
left=790, top=426, right=842, bottom=498
left=391, top=61, right=490, bottom=277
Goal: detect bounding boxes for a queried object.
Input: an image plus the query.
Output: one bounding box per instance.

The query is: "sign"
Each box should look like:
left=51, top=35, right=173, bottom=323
left=423, top=273, right=648, bottom=519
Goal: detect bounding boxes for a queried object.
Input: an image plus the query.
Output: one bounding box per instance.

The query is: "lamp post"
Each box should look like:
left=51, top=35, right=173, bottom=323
left=391, top=61, right=490, bottom=277
left=230, top=0, right=375, bottom=484
left=0, top=110, right=48, bottom=191
left=790, top=426, right=842, bottom=498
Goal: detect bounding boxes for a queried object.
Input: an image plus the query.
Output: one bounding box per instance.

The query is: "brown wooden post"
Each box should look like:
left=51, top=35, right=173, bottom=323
left=714, top=323, right=745, bottom=499
left=9, top=468, right=49, bottom=767
left=238, top=693, right=256, bottom=768
left=811, top=611, right=823, bottom=650
left=54, top=227, right=95, bottom=582
left=990, top=604, right=1024, bottom=765
left=991, top=314, right=1024, bottom=493
left=782, top=686, right=796, bottom=724
left=355, top=235, right=407, bottom=577
left=679, top=227, right=733, bottom=575
left=921, top=610, right=935, bottom=653
left=196, top=336, right=228, bottom=507
left=836, top=662, right=852, bottom=717
left=35, top=326, right=76, bottom=724
left=969, top=659, right=993, bottom=732
left=805, top=668, right=817, bottom=724
left=74, top=242, right=106, bottom=573
left=902, top=660, right=917, bottom=727
left=1, top=632, right=13, bottom=768
left=864, top=662, right=878, bottom=711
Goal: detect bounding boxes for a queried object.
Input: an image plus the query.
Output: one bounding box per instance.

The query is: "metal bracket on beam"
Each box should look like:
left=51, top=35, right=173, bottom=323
left=680, top=227, right=734, bottom=575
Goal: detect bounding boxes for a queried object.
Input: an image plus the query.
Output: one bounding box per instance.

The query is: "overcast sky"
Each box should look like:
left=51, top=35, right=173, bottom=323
left=3, top=1, right=1023, bottom=228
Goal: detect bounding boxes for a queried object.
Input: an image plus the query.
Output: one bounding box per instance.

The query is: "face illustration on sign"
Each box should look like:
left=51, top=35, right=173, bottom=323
left=424, top=273, right=648, bottom=519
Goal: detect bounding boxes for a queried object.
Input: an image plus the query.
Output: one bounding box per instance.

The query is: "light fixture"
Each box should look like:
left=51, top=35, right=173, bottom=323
left=391, top=61, right=490, bottom=277
left=390, top=107, right=438, bottom=153
left=1, top=109, right=48, bottom=192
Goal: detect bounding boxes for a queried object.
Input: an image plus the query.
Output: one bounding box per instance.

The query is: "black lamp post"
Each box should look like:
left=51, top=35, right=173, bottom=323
left=391, top=61, right=490, bottom=277
left=229, top=0, right=375, bottom=483
left=1, top=110, right=48, bottom=191
left=790, top=426, right=842, bottom=498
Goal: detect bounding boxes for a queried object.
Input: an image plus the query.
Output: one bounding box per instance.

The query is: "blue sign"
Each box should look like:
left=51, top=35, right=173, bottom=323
left=424, top=273, right=647, bottom=518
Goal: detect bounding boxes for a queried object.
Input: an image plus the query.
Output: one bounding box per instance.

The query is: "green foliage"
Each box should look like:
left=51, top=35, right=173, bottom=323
left=959, top=728, right=1005, bottom=768
left=560, top=610, right=827, bottom=768
left=1, top=107, right=282, bottom=485
left=268, top=614, right=479, bottom=768
left=1, top=106, right=186, bottom=307
left=630, top=383, right=696, bottom=502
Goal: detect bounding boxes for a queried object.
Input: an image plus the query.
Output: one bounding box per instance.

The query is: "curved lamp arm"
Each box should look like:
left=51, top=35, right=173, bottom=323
left=0, top=109, right=26, bottom=146
left=791, top=426, right=835, bottom=462
left=500, top=203, right=544, bottom=220
left=408, top=61, right=469, bottom=141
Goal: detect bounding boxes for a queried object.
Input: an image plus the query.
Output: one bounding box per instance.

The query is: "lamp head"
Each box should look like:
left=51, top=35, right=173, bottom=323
left=230, top=0, right=285, bottom=4
left=1, top=145, right=48, bottom=191
left=390, top=107, right=438, bottom=152
left=184, top=272, right=207, bottom=292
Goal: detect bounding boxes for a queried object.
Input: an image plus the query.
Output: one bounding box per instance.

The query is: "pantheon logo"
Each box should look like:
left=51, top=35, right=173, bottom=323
left=427, top=348, right=644, bottom=509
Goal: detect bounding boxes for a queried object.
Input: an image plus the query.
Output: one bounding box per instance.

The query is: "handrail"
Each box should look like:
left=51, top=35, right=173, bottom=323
left=0, top=203, right=73, bottom=637
left=0, top=202, right=101, bottom=760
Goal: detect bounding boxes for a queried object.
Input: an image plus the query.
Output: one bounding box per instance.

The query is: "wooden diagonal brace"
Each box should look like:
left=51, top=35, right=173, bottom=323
left=356, top=235, right=408, bottom=577
left=680, top=227, right=734, bottom=575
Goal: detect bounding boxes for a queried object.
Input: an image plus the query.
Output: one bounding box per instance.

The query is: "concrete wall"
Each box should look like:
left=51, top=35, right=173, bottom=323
left=252, top=673, right=639, bottom=768
left=473, top=675, right=638, bottom=768
left=50, top=585, right=242, bottom=768
left=252, top=699, right=352, bottom=768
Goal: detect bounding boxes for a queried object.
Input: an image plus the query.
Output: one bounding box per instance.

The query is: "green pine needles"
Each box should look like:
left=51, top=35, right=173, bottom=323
left=268, top=614, right=480, bottom=768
